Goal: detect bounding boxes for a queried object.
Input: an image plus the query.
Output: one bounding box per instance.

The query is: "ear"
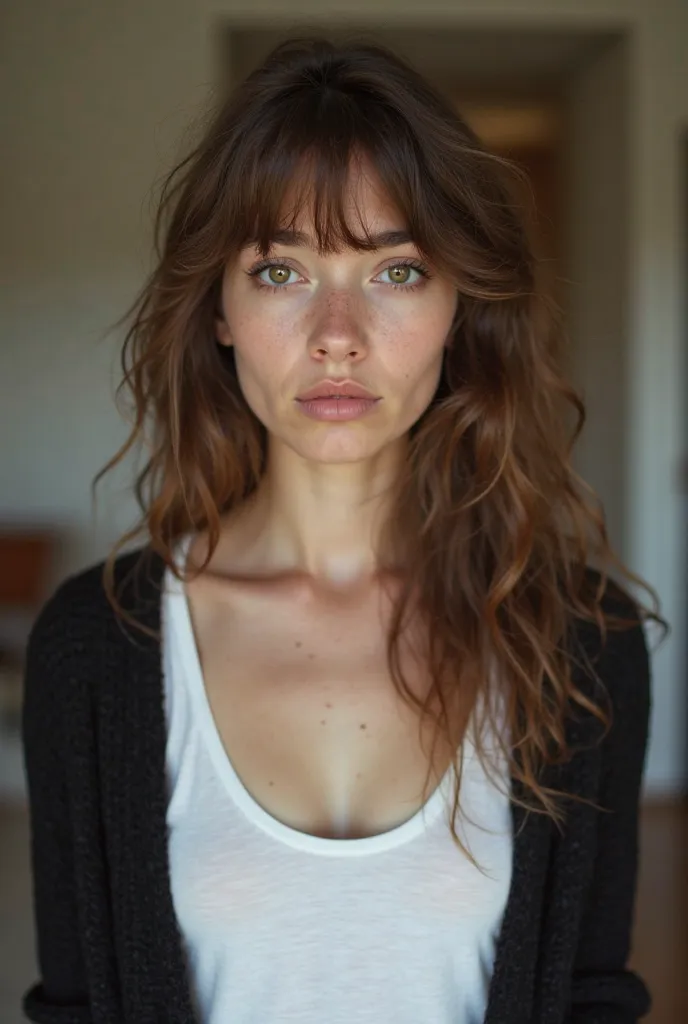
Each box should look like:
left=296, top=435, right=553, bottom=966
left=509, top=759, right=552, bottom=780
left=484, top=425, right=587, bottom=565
left=215, top=316, right=233, bottom=347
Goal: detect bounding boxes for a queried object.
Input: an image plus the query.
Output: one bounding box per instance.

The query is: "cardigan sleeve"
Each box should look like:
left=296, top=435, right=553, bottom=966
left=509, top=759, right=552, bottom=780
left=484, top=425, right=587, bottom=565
left=20, top=588, right=94, bottom=1024
left=566, top=611, right=653, bottom=1023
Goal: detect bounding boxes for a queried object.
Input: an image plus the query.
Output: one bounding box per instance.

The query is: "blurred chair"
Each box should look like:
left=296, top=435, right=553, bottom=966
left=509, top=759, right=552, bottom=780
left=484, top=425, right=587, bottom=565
left=0, top=530, right=56, bottom=732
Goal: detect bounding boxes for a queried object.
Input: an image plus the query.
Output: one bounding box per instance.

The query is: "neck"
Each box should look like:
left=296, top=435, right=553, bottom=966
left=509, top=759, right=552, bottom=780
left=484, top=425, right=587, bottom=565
left=221, top=435, right=408, bottom=588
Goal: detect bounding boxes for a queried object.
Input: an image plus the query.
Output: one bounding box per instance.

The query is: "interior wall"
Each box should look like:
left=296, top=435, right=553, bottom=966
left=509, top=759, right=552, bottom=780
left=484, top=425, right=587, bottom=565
left=0, top=2, right=212, bottom=590
left=563, top=35, right=630, bottom=564
left=632, top=1, right=687, bottom=795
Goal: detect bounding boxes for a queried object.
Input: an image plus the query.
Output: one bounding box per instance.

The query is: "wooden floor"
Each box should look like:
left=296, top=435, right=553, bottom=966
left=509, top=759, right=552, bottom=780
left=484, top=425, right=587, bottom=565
left=0, top=798, right=685, bottom=1022
left=630, top=800, right=688, bottom=1023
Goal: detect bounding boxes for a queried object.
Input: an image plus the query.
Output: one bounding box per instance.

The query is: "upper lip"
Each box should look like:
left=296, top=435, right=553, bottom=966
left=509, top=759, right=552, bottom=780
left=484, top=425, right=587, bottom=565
left=296, top=379, right=379, bottom=401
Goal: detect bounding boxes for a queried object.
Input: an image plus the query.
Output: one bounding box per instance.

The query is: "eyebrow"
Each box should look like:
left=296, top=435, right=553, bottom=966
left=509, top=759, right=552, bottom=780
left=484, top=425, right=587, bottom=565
left=242, top=228, right=415, bottom=250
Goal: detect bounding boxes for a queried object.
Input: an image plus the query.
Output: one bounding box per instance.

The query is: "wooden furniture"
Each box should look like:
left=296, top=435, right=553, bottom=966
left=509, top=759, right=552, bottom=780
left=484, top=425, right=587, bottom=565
left=0, top=530, right=57, bottom=731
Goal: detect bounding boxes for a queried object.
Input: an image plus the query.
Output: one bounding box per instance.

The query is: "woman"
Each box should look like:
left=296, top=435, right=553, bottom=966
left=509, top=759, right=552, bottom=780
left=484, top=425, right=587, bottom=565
left=21, top=35, right=667, bottom=1024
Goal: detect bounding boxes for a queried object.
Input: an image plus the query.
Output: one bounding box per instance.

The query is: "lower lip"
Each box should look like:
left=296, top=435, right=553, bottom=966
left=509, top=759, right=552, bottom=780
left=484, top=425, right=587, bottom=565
left=295, top=397, right=381, bottom=421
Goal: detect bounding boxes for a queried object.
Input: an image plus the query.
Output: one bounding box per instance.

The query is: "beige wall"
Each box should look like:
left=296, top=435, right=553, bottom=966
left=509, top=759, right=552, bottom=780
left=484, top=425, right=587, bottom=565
left=565, top=36, right=631, bottom=561
left=1, top=0, right=686, bottom=792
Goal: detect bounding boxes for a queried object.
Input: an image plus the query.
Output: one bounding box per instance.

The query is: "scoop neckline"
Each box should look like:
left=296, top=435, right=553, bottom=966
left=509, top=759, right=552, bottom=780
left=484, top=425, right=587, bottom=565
left=164, top=531, right=461, bottom=857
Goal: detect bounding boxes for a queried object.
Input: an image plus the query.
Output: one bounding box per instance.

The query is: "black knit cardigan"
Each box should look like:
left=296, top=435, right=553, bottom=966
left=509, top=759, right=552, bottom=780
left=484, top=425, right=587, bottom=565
left=20, top=546, right=653, bottom=1023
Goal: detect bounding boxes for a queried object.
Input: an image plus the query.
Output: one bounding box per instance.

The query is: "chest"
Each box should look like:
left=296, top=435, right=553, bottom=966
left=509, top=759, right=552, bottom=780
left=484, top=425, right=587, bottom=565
left=182, top=571, right=461, bottom=841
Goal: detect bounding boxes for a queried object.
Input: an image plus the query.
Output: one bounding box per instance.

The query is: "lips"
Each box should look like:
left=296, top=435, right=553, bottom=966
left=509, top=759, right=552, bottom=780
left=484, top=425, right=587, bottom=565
left=296, top=379, right=378, bottom=401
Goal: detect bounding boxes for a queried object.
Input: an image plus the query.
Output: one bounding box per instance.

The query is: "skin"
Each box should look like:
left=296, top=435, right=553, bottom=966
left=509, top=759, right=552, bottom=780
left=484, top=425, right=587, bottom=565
left=210, top=156, right=458, bottom=593
left=181, top=159, right=462, bottom=836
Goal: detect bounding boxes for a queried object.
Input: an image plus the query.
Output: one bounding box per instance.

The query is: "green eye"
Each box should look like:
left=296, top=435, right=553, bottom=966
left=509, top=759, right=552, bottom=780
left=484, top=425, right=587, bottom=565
left=263, top=265, right=292, bottom=286
left=385, top=265, right=414, bottom=285
left=245, top=260, right=299, bottom=289
left=379, top=263, right=428, bottom=289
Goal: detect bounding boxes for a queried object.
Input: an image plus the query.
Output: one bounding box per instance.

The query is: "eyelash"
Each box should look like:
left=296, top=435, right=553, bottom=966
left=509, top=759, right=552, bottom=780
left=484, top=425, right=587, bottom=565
left=244, top=257, right=432, bottom=293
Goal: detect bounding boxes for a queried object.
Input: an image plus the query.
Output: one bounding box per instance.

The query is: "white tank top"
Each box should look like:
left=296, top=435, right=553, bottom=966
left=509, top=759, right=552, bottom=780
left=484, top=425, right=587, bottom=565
left=162, top=536, right=513, bottom=1024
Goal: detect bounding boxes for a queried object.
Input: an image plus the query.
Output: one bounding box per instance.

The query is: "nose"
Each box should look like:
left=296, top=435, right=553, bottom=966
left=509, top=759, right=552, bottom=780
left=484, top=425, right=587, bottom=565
left=306, top=289, right=369, bottom=362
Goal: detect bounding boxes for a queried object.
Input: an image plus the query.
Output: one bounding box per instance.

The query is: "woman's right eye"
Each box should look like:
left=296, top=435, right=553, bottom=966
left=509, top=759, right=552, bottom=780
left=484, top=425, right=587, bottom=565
left=246, top=262, right=301, bottom=290
left=259, top=265, right=294, bottom=286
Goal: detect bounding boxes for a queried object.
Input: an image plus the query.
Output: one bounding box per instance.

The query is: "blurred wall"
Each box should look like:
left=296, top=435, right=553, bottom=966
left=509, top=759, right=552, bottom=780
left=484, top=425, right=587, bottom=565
left=565, top=37, right=630, bottom=565
left=0, top=0, right=686, bottom=794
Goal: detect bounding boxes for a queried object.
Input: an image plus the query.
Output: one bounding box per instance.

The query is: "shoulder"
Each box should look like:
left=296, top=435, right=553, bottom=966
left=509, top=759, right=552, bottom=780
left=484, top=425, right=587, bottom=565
left=26, top=544, right=166, bottom=673
left=573, top=566, right=651, bottom=688
left=567, top=566, right=652, bottom=750
left=22, top=546, right=161, bottom=753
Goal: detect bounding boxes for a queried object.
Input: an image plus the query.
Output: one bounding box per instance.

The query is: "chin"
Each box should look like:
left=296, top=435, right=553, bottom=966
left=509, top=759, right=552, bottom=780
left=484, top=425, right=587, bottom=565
left=288, top=433, right=389, bottom=464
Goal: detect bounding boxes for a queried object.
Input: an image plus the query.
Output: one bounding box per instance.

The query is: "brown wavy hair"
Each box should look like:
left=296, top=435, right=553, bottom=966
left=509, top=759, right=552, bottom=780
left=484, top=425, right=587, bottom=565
left=95, top=35, right=668, bottom=853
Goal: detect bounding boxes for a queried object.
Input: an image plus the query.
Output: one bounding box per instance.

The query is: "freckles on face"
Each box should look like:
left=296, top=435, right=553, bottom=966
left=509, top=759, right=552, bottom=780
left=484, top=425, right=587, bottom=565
left=214, top=158, right=459, bottom=457
left=219, top=271, right=303, bottom=412
left=216, top=250, right=458, bottom=458
left=220, top=260, right=455, bottom=436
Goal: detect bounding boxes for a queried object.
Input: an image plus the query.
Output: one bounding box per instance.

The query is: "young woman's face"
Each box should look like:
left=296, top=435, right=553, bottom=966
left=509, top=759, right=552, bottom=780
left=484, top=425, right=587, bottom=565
left=215, top=159, right=459, bottom=464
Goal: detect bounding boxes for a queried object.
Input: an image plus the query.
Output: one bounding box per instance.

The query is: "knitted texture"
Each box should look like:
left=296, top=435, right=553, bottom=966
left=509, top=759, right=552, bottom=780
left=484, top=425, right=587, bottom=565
left=20, top=546, right=653, bottom=1024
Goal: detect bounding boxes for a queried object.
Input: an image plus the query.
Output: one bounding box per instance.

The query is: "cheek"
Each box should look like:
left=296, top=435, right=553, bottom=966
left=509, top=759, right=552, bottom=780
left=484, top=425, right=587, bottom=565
left=225, top=278, right=297, bottom=358
left=384, top=310, right=449, bottom=381
left=229, top=317, right=297, bottom=413
left=378, top=309, right=450, bottom=421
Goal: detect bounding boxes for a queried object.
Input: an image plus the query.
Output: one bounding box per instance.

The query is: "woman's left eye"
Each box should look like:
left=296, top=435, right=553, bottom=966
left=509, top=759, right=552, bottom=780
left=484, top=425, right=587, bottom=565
left=377, top=264, right=428, bottom=288
left=376, top=262, right=430, bottom=290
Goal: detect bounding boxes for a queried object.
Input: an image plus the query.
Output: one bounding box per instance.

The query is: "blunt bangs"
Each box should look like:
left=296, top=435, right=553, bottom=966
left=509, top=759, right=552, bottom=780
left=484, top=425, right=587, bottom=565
left=225, top=85, right=441, bottom=264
